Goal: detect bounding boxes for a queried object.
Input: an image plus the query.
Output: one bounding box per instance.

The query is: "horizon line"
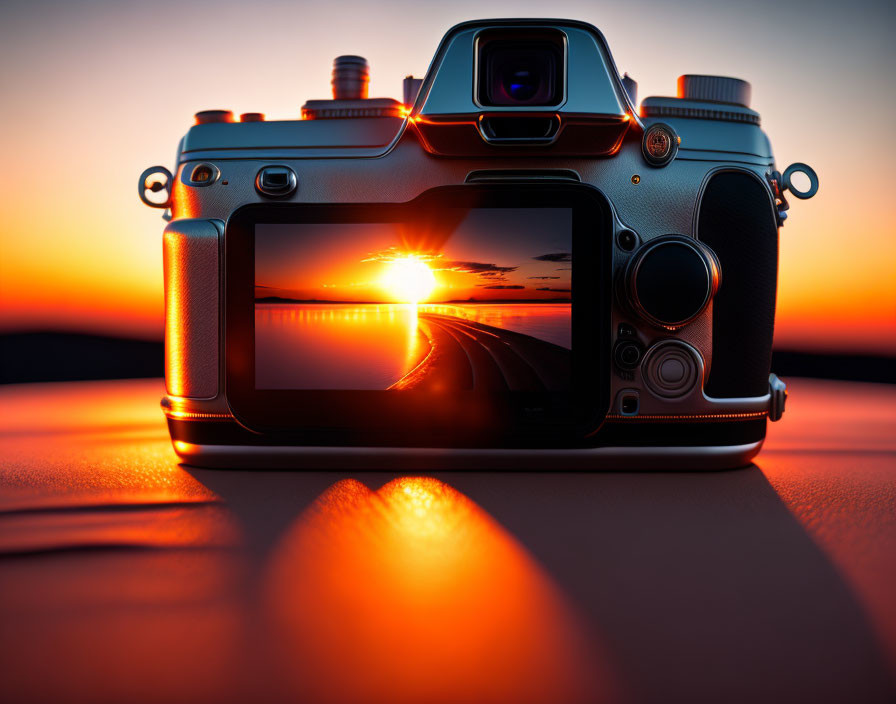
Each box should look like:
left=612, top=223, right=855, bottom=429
left=254, top=296, right=572, bottom=304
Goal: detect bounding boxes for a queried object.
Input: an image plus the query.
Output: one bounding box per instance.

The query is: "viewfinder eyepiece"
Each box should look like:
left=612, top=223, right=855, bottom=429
left=477, top=30, right=564, bottom=107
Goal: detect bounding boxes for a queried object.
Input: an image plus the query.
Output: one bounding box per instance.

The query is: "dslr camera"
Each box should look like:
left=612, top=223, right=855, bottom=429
left=140, top=19, right=817, bottom=469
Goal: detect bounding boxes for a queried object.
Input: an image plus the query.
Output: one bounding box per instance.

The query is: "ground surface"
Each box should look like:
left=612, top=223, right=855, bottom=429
left=0, top=378, right=894, bottom=703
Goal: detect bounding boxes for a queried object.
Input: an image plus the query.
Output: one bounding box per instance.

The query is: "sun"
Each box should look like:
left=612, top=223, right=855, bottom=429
left=380, top=255, right=437, bottom=303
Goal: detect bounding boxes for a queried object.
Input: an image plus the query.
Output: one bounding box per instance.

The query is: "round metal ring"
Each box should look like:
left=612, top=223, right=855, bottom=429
left=139, top=166, right=173, bottom=208
left=782, top=162, right=818, bottom=200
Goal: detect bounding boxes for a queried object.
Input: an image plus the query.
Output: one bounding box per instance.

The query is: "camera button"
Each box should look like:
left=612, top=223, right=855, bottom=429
left=620, top=393, right=639, bottom=416
left=642, top=123, right=679, bottom=166
left=187, top=163, right=219, bottom=187
left=659, top=358, right=685, bottom=383
left=642, top=341, right=699, bottom=399
left=614, top=340, right=643, bottom=370
left=617, top=229, right=638, bottom=251
left=194, top=109, right=234, bottom=124
left=256, top=166, right=298, bottom=197
left=617, top=322, right=637, bottom=338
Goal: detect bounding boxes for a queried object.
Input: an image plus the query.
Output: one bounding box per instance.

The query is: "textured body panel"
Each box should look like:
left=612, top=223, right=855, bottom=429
left=698, top=171, right=778, bottom=397
left=643, top=115, right=773, bottom=159
left=163, top=220, right=220, bottom=399
left=181, top=117, right=404, bottom=157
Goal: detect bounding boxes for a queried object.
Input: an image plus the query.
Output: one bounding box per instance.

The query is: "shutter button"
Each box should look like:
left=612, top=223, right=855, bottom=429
left=256, top=166, right=297, bottom=197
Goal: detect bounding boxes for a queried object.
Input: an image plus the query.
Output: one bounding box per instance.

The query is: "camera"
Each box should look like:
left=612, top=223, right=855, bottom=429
left=139, top=19, right=817, bottom=469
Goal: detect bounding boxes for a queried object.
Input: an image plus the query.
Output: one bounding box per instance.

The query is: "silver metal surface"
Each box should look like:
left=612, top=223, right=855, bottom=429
left=163, top=220, right=220, bottom=399
left=331, top=55, right=369, bottom=100
left=782, top=162, right=819, bottom=199
left=142, top=18, right=822, bottom=464
left=677, top=75, right=752, bottom=106
left=417, top=20, right=638, bottom=123
left=138, top=166, right=173, bottom=208
left=769, top=373, right=788, bottom=422
left=172, top=440, right=765, bottom=471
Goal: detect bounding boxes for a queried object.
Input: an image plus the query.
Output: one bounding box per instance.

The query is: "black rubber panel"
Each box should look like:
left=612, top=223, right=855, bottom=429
left=168, top=417, right=767, bottom=450
left=699, top=172, right=778, bottom=397
left=635, top=241, right=711, bottom=325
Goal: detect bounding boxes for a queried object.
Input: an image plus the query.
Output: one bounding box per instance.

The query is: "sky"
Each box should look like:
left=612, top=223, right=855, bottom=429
left=255, top=209, right=572, bottom=302
left=0, top=0, right=894, bottom=353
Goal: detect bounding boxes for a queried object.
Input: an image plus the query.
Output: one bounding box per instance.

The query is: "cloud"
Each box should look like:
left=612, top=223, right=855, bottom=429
left=361, top=251, right=519, bottom=278
left=440, top=260, right=518, bottom=274
left=533, top=252, right=571, bottom=262
left=481, top=284, right=525, bottom=290
left=361, top=247, right=440, bottom=264
left=527, top=276, right=560, bottom=280
left=536, top=287, right=571, bottom=292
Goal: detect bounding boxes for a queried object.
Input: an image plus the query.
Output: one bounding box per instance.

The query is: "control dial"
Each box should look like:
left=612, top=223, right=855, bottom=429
left=677, top=75, right=751, bottom=107
left=642, top=341, right=700, bottom=398
left=626, top=235, right=721, bottom=329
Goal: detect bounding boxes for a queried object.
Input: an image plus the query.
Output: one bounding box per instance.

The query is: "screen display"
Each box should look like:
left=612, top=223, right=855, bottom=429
left=254, top=208, right=572, bottom=393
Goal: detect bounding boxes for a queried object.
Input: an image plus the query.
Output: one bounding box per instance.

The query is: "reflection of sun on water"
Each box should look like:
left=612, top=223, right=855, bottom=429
left=380, top=254, right=436, bottom=303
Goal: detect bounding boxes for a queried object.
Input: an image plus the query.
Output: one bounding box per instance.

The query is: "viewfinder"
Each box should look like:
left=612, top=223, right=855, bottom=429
left=478, top=30, right=564, bottom=107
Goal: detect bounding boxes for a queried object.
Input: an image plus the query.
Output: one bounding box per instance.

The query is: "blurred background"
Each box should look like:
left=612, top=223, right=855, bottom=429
left=1, top=0, right=893, bottom=383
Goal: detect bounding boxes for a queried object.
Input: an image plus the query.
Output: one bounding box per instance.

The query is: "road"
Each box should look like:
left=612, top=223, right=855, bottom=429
left=390, top=313, right=570, bottom=390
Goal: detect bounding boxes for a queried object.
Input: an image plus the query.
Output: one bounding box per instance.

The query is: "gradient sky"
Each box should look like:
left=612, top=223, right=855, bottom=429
left=0, top=0, right=893, bottom=352
left=255, top=209, right=572, bottom=301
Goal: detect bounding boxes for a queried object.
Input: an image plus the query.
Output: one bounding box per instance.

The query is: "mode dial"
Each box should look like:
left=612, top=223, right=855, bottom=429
left=677, top=75, right=751, bottom=107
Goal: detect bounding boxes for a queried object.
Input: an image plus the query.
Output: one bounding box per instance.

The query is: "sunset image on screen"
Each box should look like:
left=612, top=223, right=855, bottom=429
left=254, top=208, right=573, bottom=391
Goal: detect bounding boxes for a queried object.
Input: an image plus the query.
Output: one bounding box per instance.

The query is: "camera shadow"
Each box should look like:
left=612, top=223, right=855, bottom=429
left=185, top=463, right=894, bottom=703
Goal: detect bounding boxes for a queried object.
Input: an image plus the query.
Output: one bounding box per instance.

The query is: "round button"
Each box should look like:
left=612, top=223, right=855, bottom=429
left=626, top=235, right=721, bottom=329
left=642, top=123, right=679, bottom=167
left=614, top=341, right=643, bottom=370
left=617, top=229, right=637, bottom=251
left=643, top=341, right=699, bottom=399
left=659, top=358, right=685, bottom=383
left=194, top=110, right=234, bottom=125
left=187, top=163, right=219, bottom=187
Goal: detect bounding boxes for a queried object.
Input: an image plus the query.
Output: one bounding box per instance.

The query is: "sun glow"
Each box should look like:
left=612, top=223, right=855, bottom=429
left=380, top=255, right=436, bottom=303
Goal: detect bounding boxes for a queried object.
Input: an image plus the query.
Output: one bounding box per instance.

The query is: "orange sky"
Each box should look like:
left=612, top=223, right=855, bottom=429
left=0, top=0, right=893, bottom=353
left=254, top=211, right=572, bottom=302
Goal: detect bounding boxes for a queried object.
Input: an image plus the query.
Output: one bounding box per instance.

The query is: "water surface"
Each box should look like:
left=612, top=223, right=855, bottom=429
left=255, top=303, right=570, bottom=390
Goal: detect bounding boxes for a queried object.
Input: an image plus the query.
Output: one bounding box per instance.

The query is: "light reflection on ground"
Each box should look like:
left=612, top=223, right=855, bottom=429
left=264, top=476, right=613, bottom=704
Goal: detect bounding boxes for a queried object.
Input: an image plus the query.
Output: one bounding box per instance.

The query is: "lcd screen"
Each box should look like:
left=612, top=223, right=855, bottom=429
left=254, top=208, right=572, bottom=392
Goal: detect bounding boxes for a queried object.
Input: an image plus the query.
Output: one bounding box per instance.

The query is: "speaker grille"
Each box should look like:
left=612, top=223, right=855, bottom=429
left=698, top=172, right=777, bottom=398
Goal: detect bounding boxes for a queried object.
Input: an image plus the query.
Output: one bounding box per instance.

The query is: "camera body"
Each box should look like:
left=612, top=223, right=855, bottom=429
left=140, top=19, right=816, bottom=469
